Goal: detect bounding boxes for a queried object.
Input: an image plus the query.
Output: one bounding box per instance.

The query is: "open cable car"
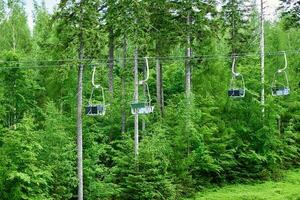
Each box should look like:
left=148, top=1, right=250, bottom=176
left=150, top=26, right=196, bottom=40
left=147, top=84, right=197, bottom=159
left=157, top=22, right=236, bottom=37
left=86, top=66, right=107, bottom=116
left=228, top=56, right=246, bottom=98
left=131, top=57, right=154, bottom=115
left=272, top=51, right=290, bottom=96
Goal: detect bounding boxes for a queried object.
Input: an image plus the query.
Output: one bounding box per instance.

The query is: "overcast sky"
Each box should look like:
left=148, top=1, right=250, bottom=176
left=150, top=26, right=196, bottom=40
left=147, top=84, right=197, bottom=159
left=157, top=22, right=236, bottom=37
left=24, top=0, right=281, bottom=30
left=24, top=0, right=59, bottom=30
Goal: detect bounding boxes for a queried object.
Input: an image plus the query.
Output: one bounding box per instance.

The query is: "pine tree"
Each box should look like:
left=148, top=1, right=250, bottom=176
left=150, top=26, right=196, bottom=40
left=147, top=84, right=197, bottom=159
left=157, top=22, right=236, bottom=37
left=40, top=102, right=77, bottom=200
left=280, top=0, right=300, bottom=29
left=222, top=0, right=257, bottom=55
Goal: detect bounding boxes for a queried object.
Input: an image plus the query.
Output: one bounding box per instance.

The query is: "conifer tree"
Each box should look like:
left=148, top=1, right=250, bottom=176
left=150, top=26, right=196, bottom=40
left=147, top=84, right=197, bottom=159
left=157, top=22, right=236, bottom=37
left=280, top=0, right=300, bottom=29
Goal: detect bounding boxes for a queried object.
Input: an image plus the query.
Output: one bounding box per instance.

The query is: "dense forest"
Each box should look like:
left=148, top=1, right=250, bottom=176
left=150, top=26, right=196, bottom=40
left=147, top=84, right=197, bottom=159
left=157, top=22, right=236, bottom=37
left=0, top=0, right=299, bottom=199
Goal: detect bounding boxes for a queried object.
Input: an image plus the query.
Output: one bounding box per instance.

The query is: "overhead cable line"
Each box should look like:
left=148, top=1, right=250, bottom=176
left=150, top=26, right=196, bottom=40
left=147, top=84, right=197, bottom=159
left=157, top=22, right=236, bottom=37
left=0, top=50, right=299, bottom=68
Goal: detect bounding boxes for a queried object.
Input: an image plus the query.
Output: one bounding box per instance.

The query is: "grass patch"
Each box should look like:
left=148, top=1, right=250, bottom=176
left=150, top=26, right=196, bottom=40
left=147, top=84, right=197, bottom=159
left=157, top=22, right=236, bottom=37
left=190, top=169, right=300, bottom=200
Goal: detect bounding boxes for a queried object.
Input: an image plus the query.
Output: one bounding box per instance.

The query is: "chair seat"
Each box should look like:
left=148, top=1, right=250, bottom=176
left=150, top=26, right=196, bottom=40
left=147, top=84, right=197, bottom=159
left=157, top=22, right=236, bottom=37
left=131, top=103, right=154, bottom=114
left=86, top=105, right=105, bottom=116
left=228, top=89, right=244, bottom=97
left=273, top=87, right=290, bottom=96
left=137, top=106, right=154, bottom=114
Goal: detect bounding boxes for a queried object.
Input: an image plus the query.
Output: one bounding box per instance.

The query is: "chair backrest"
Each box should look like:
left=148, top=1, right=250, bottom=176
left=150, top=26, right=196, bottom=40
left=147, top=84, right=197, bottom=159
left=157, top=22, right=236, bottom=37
left=86, top=105, right=105, bottom=115
left=228, top=89, right=244, bottom=97
left=273, top=87, right=290, bottom=96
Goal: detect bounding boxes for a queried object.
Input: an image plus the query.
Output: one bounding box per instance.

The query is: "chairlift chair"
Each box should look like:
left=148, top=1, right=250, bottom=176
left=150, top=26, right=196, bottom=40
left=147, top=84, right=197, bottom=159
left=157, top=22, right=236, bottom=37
left=131, top=57, right=154, bottom=115
left=271, top=51, right=290, bottom=97
left=272, top=86, right=290, bottom=96
left=86, top=66, right=107, bottom=116
left=131, top=83, right=154, bottom=115
left=228, top=56, right=246, bottom=98
left=131, top=102, right=154, bottom=114
left=86, top=105, right=105, bottom=116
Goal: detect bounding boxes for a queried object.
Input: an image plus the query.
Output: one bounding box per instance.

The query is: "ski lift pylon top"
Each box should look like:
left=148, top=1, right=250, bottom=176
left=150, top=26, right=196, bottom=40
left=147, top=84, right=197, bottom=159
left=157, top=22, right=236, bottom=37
left=86, top=65, right=107, bottom=116
left=131, top=57, right=154, bottom=115
left=272, top=51, right=290, bottom=96
left=228, top=55, right=246, bottom=98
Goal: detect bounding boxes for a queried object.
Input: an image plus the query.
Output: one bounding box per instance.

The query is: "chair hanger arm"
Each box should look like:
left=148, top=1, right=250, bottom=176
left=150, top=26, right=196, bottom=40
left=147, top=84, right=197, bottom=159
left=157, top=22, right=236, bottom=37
left=139, top=57, right=150, bottom=84
left=92, top=66, right=101, bottom=88
left=231, top=55, right=240, bottom=76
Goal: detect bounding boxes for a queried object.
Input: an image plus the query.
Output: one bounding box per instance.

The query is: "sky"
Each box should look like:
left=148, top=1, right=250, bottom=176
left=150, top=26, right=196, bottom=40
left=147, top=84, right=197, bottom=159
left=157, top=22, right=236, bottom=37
left=24, top=0, right=59, bottom=30
left=24, top=0, right=281, bottom=30
left=263, top=0, right=281, bottom=20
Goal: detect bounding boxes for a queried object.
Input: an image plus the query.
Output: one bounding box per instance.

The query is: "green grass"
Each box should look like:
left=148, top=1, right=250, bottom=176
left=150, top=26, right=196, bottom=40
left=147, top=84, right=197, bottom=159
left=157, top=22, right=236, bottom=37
left=190, top=169, right=300, bottom=200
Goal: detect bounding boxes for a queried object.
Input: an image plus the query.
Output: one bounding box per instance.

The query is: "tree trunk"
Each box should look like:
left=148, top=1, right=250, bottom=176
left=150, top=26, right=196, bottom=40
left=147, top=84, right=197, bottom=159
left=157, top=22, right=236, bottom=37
left=260, top=0, right=265, bottom=116
left=142, top=61, right=147, bottom=132
left=185, top=13, right=192, bottom=99
left=12, top=13, right=16, bottom=128
left=185, top=12, right=192, bottom=156
left=231, top=3, right=237, bottom=72
left=134, top=48, right=139, bottom=160
left=77, top=2, right=84, bottom=199
left=77, top=35, right=84, bottom=200
left=12, top=24, right=16, bottom=52
left=156, top=58, right=164, bottom=117
left=108, top=27, right=114, bottom=96
left=121, top=37, right=127, bottom=134
left=13, top=80, right=16, bottom=129
left=277, top=115, right=281, bottom=136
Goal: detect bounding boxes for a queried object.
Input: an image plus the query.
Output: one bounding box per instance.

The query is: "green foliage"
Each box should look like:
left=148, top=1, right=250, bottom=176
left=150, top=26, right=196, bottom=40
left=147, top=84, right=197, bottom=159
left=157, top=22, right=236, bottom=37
left=221, top=0, right=258, bottom=55
left=0, top=116, right=52, bottom=200
left=0, top=0, right=299, bottom=199
left=0, top=0, right=31, bottom=52
left=111, top=133, right=177, bottom=200
left=280, top=0, right=300, bottom=29
left=41, top=102, right=77, bottom=199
